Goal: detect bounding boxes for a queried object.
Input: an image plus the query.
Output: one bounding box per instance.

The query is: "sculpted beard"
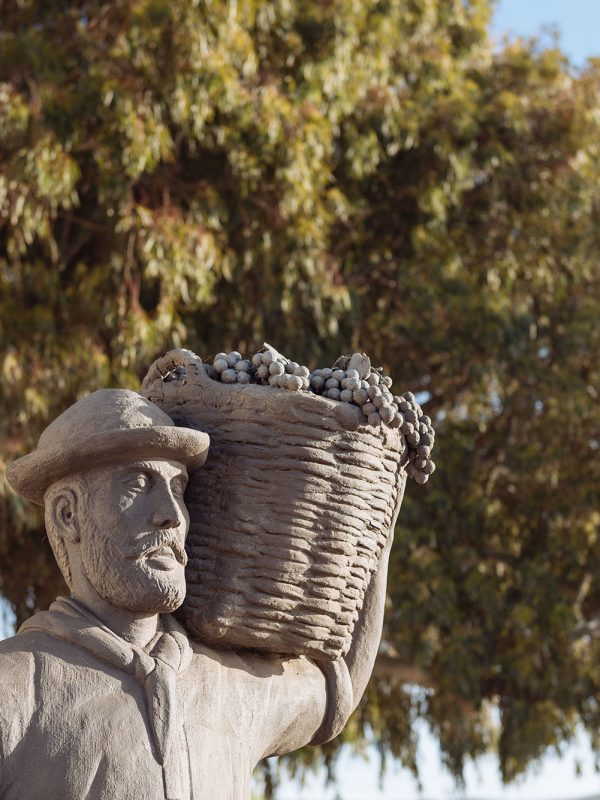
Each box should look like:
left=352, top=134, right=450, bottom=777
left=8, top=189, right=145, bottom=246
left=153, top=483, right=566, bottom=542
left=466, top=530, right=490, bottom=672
left=80, top=513, right=188, bottom=614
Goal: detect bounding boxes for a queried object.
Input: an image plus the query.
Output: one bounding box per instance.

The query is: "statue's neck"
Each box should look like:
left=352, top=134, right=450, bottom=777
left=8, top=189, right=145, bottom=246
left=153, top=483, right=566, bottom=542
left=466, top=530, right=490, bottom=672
left=70, top=586, right=161, bottom=651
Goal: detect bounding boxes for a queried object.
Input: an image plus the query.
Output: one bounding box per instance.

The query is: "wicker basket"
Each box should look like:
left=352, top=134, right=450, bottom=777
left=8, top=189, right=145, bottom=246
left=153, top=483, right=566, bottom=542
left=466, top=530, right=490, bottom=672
left=141, top=348, right=408, bottom=661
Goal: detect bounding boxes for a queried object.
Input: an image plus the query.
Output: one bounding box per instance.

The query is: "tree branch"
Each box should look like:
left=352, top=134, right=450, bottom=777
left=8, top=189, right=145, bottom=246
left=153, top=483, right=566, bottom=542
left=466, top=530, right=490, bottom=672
left=571, top=616, right=600, bottom=640
left=372, top=654, right=436, bottom=690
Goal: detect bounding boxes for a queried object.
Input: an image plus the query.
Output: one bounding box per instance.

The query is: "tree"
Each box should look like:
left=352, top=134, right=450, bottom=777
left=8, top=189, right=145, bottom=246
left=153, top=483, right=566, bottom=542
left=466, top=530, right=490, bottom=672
left=1, top=0, right=599, bottom=794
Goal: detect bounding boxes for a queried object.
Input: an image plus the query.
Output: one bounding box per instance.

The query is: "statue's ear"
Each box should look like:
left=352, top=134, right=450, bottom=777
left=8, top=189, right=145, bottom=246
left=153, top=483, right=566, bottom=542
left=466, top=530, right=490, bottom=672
left=48, top=487, right=81, bottom=544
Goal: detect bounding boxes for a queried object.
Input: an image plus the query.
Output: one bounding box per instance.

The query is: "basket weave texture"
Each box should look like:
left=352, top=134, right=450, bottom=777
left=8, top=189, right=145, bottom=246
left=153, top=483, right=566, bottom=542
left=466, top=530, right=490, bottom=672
left=142, top=349, right=407, bottom=661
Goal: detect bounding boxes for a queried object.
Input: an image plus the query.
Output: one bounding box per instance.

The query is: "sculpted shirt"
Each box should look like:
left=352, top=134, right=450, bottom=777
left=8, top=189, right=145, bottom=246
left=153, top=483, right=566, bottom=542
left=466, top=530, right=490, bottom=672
left=0, top=598, right=352, bottom=800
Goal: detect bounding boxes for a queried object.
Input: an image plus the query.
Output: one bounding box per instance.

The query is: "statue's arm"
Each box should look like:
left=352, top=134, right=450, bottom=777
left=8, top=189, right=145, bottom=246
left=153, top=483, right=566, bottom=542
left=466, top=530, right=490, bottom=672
left=345, top=534, right=392, bottom=708
left=0, top=644, right=36, bottom=783
left=309, top=535, right=392, bottom=745
left=310, top=475, right=405, bottom=745
left=255, top=543, right=392, bottom=757
left=259, top=478, right=405, bottom=755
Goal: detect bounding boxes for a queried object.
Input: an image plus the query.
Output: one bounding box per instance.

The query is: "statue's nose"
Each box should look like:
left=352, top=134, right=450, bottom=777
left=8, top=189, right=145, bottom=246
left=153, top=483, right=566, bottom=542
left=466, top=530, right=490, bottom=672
left=151, top=491, right=181, bottom=529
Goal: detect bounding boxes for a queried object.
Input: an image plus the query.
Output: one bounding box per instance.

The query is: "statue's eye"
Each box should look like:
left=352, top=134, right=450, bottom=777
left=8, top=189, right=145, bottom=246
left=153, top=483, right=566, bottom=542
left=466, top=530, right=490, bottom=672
left=127, top=473, right=150, bottom=492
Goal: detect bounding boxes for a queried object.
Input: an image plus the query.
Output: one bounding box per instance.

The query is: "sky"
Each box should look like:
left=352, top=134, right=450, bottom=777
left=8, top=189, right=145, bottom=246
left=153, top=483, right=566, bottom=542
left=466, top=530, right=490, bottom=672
left=2, top=3, right=600, bottom=800
left=492, top=0, right=600, bottom=67
left=279, top=2, right=600, bottom=798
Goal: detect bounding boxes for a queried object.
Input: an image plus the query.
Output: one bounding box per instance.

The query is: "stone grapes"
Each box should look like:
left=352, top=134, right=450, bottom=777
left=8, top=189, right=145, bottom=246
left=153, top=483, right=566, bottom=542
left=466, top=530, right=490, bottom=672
left=164, top=344, right=436, bottom=484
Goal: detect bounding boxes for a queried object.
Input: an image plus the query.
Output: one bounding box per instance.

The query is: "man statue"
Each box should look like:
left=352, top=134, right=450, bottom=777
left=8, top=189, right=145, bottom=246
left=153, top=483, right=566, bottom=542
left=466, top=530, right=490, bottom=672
left=1, top=388, right=395, bottom=800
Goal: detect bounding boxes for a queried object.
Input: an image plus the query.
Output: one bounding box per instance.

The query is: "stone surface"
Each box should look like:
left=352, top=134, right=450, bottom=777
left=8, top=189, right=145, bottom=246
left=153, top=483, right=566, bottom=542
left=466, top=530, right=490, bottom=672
left=1, top=384, right=402, bottom=799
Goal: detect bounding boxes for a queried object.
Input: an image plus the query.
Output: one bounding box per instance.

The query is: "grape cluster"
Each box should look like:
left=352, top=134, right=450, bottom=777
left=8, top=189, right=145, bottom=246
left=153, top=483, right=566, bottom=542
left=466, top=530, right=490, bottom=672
left=201, top=345, right=311, bottom=391
left=165, top=344, right=435, bottom=484
left=203, top=350, right=253, bottom=385
left=307, top=353, right=435, bottom=484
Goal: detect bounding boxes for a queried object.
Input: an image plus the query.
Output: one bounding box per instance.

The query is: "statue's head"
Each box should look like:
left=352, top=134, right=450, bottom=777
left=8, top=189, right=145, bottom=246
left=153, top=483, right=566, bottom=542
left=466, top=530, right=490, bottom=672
left=7, top=390, right=209, bottom=614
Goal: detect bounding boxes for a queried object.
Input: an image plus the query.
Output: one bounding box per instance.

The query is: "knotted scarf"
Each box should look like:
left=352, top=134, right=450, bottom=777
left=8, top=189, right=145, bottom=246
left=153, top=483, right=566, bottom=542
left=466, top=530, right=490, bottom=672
left=19, top=597, right=192, bottom=800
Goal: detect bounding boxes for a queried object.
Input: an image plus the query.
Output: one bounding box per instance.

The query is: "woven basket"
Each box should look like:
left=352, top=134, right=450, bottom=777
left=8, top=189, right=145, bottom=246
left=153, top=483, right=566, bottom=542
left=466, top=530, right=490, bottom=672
left=141, top=348, right=408, bottom=661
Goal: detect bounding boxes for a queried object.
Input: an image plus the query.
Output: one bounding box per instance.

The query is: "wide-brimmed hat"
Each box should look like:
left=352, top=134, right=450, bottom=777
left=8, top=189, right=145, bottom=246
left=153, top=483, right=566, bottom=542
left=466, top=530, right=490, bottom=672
left=6, top=388, right=210, bottom=505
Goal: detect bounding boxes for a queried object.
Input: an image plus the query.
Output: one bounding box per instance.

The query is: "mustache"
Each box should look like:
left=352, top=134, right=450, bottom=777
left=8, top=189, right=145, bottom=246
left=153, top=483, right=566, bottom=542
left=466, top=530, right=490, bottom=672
left=122, top=531, right=188, bottom=567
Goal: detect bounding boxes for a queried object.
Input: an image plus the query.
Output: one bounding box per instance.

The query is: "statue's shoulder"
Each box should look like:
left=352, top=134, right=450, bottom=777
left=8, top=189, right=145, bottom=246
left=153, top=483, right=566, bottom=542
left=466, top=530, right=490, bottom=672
left=187, top=637, right=263, bottom=673
left=0, top=626, right=68, bottom=689
left=188, top=635, right=319, bottom=683
left=0, top=630, right=44, bottom=689
left=0, top=630, right=37, bottom=663
left=0, top=632, right=40, bottom=747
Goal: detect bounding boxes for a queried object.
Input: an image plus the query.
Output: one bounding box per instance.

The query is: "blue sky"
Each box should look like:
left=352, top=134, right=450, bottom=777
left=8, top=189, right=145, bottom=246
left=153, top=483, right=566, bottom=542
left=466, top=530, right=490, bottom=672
left=492, top=0, right=600, bottom=67
left=278, top=3, right=600, bottom=798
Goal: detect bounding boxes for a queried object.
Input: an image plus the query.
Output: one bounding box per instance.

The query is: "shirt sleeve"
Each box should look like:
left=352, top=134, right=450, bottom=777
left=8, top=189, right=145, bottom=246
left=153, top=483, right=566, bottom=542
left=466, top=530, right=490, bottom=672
left=308, top=657, right=354, bottom=745
left=255, top=653, right=354, bottom=759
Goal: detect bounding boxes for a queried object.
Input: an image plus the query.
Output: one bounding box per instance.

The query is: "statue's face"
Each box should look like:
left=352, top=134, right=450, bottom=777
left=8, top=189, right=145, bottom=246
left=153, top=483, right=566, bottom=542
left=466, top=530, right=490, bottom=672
left=77, top=459, right=190, bottom=614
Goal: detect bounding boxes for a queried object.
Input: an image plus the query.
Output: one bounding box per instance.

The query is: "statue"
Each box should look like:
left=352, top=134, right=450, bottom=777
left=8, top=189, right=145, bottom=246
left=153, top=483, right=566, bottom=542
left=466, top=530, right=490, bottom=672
left=0, top=385, right=400, bottom=800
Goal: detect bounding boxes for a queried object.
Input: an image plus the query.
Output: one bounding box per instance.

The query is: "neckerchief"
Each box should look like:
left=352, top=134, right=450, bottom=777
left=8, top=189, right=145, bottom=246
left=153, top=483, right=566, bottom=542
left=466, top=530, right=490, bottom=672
left=19, top=596, right=192, bottom=800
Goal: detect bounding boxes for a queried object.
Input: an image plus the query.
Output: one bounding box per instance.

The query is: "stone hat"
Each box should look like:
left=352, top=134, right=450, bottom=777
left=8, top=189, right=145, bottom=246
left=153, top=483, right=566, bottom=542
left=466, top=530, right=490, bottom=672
left=6, top=389, right=210, bottom=505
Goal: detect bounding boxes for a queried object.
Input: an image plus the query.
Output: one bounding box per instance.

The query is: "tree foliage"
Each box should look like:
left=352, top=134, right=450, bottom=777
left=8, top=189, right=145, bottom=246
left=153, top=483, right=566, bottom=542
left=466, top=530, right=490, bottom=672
left=1, top=0, right=599, bottom=793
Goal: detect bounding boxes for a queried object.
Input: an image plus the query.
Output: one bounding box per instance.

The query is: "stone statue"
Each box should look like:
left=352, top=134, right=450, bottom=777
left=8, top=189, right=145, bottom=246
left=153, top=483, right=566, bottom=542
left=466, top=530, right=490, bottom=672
left=0, top=387, right=397, bottom=800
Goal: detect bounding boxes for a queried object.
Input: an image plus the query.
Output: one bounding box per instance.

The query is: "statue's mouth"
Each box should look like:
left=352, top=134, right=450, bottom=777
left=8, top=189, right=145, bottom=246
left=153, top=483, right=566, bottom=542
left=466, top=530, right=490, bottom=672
left=127, top=537, right=188, bottom=569
left=143, top=546, right=181, bottom=571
